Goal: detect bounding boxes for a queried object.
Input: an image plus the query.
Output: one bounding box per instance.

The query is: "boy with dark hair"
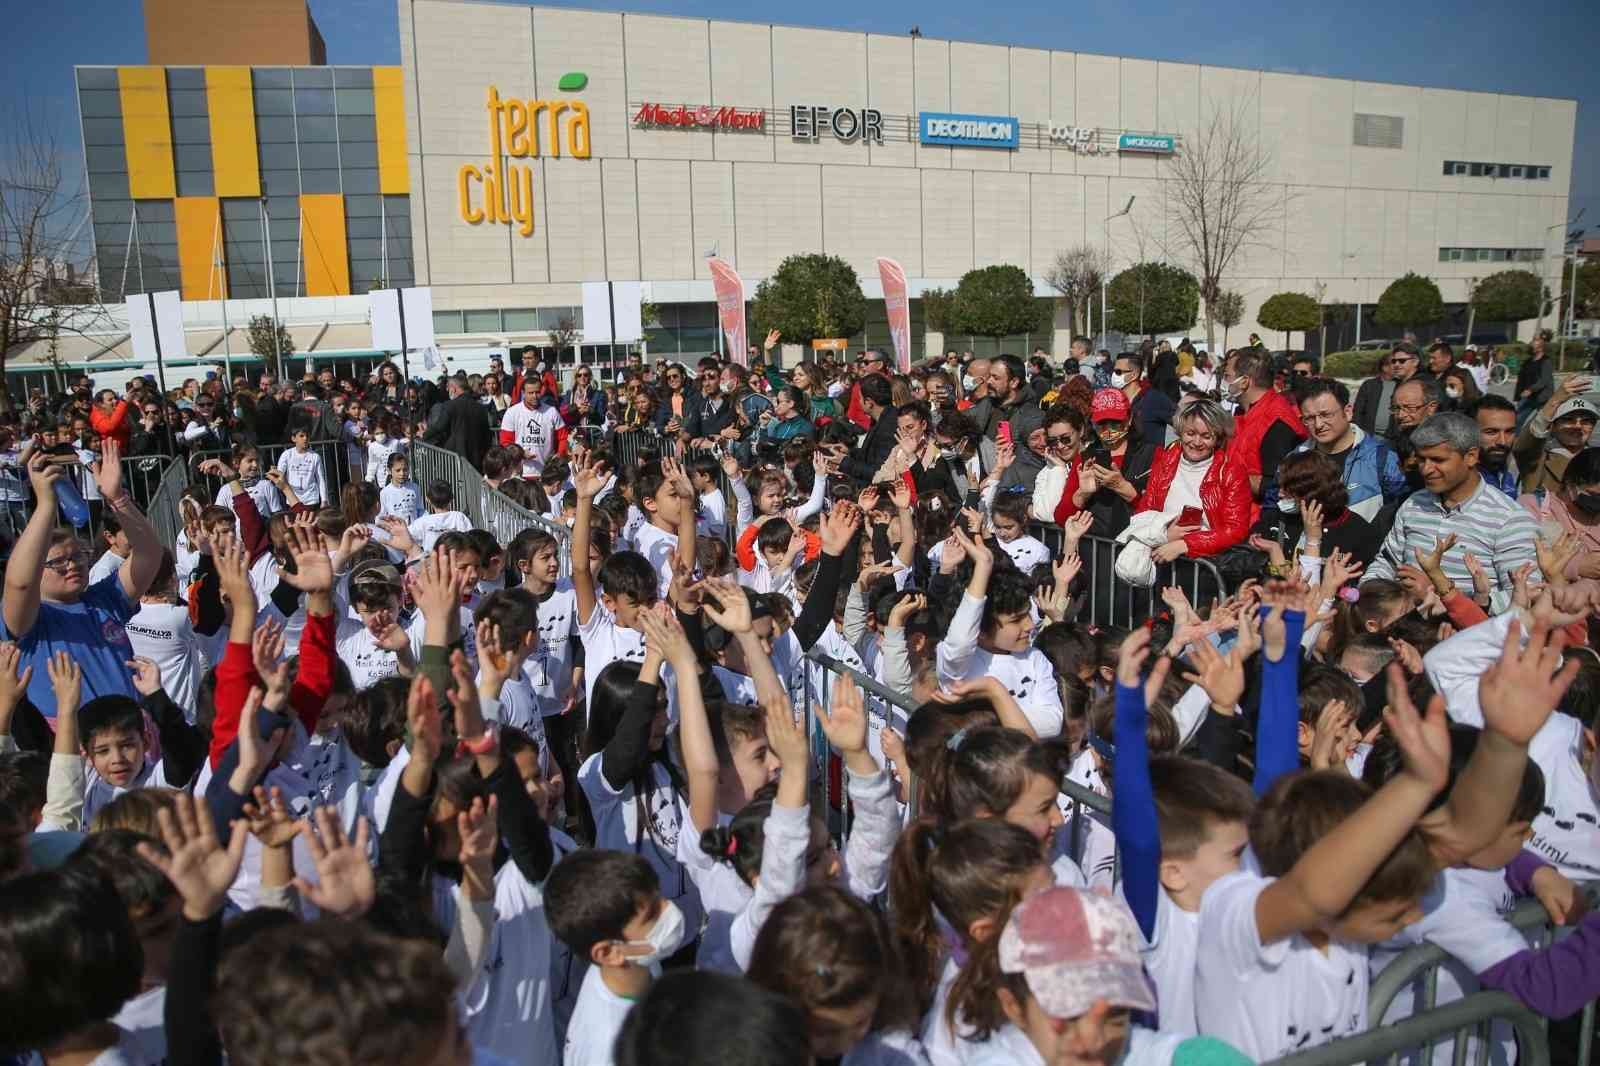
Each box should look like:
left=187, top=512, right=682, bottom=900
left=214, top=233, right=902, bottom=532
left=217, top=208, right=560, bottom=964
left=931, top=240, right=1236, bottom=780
left=467, top=528, right=506, bottom=594
left=473, top=586, right=544, bottom=744
left=404, top=534, right=483, bottom=668
left=688, top=454, right=728, bottom=539
left=88, top=512, right=132, bottom=585
left=275, top=425, right=328, bottom=507
left=506, top=527, right=581, bottom=807
left=630, top=458, right=699, bottom=599
left=739, top=516, right=806, bottom=597
left=336, top=565, right=415, bottom=690
left=404, top=478, right=471, bottom=553
left=545, top=849, right=686, bottom=1066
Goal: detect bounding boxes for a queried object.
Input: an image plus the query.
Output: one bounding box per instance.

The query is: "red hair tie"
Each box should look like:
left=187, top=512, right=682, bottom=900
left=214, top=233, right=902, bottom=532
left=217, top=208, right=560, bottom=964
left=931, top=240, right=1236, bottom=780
left=725, top=834, right=739, bottom=857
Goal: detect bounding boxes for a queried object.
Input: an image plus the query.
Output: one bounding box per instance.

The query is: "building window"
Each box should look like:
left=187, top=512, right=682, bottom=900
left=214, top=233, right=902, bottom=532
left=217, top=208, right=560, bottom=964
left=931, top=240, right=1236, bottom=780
left=1442, top=160, right=1551, bottom=181
left=1439, top=246, right=1543, bottom=263
left=1353, top=113, right=1404, bottom=149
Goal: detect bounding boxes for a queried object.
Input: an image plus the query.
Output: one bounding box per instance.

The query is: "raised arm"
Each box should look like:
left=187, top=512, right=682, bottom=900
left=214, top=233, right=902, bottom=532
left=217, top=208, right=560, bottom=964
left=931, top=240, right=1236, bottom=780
left=1111, top=629, right=1166, bottom=941
left=571, top=454, right=606, bottom=625
left=2, top=452, right=62, bottom=637
left=663, top=457, right=698, bottom=575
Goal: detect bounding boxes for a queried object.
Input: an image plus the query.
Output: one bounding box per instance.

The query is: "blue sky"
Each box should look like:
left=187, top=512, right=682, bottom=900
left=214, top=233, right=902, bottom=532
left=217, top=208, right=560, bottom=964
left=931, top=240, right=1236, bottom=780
left=5, top=0, right=1594, bottom=245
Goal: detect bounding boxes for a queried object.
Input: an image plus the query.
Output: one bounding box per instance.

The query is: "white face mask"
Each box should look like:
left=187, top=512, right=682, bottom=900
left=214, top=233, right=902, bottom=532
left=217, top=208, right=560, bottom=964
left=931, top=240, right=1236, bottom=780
left=1445, top=387, right=1462, bottom=399
left=1277, top=496, right=1299, bottom=514
left=624, top=900, right=687, bottom=967
left=962, top=375, right=978, bottom=392
left=719, top=381, right=735, bottom=395
left=1111, top=372, right=1133, bottom=389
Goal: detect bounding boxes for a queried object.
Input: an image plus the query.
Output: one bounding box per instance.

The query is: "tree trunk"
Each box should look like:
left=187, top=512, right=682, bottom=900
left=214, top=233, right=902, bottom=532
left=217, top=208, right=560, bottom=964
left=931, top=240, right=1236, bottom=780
left=1205, top=309, right=1216, bottom=351
left=1464, top=304, right=1477, bottom=348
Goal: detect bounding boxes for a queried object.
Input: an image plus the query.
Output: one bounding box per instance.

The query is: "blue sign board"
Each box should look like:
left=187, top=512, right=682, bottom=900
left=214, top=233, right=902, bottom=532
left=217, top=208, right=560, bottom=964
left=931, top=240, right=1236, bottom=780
left=918, top=111, right=1020, bottom=149
left=1117, top=132, right=1176, bottom=154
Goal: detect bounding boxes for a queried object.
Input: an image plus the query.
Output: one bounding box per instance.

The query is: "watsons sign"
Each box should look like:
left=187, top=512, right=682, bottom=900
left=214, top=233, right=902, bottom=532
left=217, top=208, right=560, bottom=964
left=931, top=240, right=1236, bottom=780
left=458, top=81, right=592, bottom=238
left=919, top=112, right=1019, bottom=149
left=1118, top=132, right=1176, bottom=154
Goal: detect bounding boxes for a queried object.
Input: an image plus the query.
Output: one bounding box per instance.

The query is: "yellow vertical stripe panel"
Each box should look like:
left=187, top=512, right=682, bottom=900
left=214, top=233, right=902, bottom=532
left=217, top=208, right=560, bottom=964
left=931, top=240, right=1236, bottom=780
left=118, top=67, right=175, bottom=199
left=300, top=194, right=351, bottom=296
left=174, top=196, right=226, bottom=300
left=205, top=67, right=260, bottom=197
left=373, top=66, right=409, bottom=195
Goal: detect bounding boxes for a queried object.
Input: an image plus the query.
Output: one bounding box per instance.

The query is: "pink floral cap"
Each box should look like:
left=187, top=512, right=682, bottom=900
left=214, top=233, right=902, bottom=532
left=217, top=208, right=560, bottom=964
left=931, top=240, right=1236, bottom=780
left=997, top=886, right=1156, bottom=1019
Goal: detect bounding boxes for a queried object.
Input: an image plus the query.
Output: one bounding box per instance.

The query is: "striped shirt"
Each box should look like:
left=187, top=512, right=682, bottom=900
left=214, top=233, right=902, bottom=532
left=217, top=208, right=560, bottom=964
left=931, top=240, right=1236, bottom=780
left=1363, top=474, right=1540, bottom=613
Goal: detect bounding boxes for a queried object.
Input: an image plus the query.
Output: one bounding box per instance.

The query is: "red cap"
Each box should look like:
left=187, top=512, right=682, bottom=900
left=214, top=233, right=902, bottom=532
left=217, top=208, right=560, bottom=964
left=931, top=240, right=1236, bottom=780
left=1090, top=388, right=1130, bottom=423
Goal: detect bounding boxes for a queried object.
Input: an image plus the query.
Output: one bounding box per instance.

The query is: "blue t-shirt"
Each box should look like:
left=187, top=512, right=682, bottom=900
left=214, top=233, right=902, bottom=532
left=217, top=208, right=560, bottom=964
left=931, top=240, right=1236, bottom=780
left=0, top=573, right=136, bottom=716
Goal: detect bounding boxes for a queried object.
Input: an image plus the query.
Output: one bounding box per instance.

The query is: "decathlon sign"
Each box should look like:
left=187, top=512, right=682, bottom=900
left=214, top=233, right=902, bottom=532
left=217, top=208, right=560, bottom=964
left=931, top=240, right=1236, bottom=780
left=634, top=103, right=765, bottom=132
left=919, top=112, right=1019, bottom=149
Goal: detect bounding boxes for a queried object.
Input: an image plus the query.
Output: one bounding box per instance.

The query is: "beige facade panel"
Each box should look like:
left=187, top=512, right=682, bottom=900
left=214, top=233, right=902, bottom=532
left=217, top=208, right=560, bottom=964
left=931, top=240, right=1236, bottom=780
left=921, top=170, right=975, bottom=278
left=410, top=0, right=536, bottom=158
left=973, top=172, right=1031, bottom=270
left=635, top=159, right=697, bottom=281
left=691, top=161, right=737, bottom=281
left=821, top=165, right=922, bottom=279
left=866, top=34, right=916, bottom=170
left=733, top=162, right=822, bottom=277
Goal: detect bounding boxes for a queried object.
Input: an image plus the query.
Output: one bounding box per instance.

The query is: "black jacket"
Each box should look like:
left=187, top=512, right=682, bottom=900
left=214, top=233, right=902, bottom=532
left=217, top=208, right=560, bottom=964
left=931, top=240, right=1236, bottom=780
left=843, top=408, right=898, bottom=484
left=680, top=389, right=738, bottom=441
left=253, top=395, right=288, bottom=444
left=424, top=392, right=492, bottom=469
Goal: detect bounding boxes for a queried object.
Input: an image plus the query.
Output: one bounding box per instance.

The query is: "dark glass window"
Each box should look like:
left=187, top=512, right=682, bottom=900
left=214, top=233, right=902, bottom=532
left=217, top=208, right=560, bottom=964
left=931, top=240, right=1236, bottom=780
left=296, top=115, right=338, bottom=143
left=85, top=146, right=129, bottom=174
left=166, top=68, right=205, bottom=90
left=175, top=169, right=215, bottom=197
left=77, top=90, right=123, bottom=118
left=337, top=115, right=377, bottom=141
left=339, top=141, right=378, bottom=167
left=300, top=168, right=342, bottom=194
left=298, top=142, right=341, bottom=169
left=171, top=116, right=211, bottom=144
left=167, top=90, right=209, bottom=118
left=174, top=145, right=212, bottom=172
left=341, top=168, right=379, bottom=194
left=93, top=199, right=134, bottom=224
left=254, top=89, right=294, bottom=116
left=81, top=118, right=126, bottom=146
left=89, top=172, right=130, bottom=199
left=292, top=67, right=333, bottom=88
left=347, top=238, right=383, bottom=259
left=293, top=88, right=335, bottom=116
left=257, top=116, right=296, bottom=143
left=336, top=89, right=376, bottom=116
left=347, top=218, right=383, bottom=239
left=76, top=67, right=119, bottom=90
left=334, top=68, right=373, bottom=88
left=253, top=68, right=292, bottom=89
left=345, top=195, right=382, bottom=218
left=260, top=169, right=301, bottom=196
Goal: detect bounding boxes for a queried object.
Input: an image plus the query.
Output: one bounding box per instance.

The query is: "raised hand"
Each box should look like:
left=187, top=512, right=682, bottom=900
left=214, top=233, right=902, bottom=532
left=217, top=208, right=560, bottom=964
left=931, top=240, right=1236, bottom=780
left=573, top=454, right=608, bottom=500
left=816, top=673, right=870, bottom=762
left=25, top=449, right=64, bottom=498
left=279, top=522, right=334, bottom=593
left=1160, top=585, right=1201, bottom=627
left=820, top=501, right=862, bottom=557
left=1478, top=619, right=1578, bottom=747
left=1389, top=637, right=1425, bottom=676
left=377, top=514, right=418, bottom=555
left=638, top=600, right=697, bottom=669
left=1414, top=533, right=1458, bottom=578
left=1462, top=552, right=1493, bottom=604
left=1300, top=497, right=1325, bottom=542
left=293, top=807, right=376, bottom=919
left=1535, top=532, right=1580, bottom=589
left=1248, top=533, right=1288, bottom=568
left=136, top=790, right=250, bottom=920
left=765, top=691, right=809, bottom=771
left=242, top=785, right=302, bottom=848
left=458, top=794, right=500, bottom=870
left=1062, top=510, right=1094, bottom=553
left=857, top=486, right=881, bottom=513
left=475, top=620, right=512, bottom=693
left=96, top=436, right=124, bottom=501
left=0, top=643, right=32, bottom=720
left=763, top=328, right=781, bottom=351
left=231, top=688, right=283, bottom=795
left=1308, top=699, right=1355, bottom=773
left=887, top=592, right=927, bottom=629
left=414, top=548, right=466, bottom=625
left=406, top=674, right=444, bottom=764
left=1054, top=551, right=1083, bottom=589
left=700, top=577, right=753, bottom=633
left=1321, top=547, right=1363, bottom=597
left=855, top=560, right=897, bottom=592
left=214, top=533, right=251, bottom=602
left=1182, top=637, right=1245, bottom=712
left=46, top=651, right=81, bottom=717
left=126, top=656, right=162, bottom=697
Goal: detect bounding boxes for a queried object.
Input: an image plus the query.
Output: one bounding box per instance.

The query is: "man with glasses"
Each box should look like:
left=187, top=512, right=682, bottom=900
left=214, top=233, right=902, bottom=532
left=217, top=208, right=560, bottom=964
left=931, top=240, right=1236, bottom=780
left=129, top=402, right=168, bottom=457
left=1353, top=342, right=1423, bottom=440
left=1290, top=379, right=1407, bottom=521
left=0, top=443, right=165, bottom=714
left=844, top=349, right=891, bottom=431
left=681, top=356, right=737, bottom=449
left=1390, top=378, right=1441, bottom=437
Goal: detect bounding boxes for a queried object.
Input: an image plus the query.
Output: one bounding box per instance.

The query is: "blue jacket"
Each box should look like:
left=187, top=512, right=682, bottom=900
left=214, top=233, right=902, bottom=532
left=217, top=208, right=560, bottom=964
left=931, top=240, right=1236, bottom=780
left=1282, top=426, right=1408, bottom=521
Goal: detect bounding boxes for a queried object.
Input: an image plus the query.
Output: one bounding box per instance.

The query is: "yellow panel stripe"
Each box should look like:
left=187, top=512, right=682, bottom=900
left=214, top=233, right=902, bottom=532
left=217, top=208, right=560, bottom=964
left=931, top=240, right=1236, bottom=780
left=373, top=66, right=409, bottom=195
left=300, top=193, right=350, bottom=296
left=205, top=67, right=260, bottom=197
left=118, top=67, right=175, bottom=200
left=174, top=196, right=225, bottom=300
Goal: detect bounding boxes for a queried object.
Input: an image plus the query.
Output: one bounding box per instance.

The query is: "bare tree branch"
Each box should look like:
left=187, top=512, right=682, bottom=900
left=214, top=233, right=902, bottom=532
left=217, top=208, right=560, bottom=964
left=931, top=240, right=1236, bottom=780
left=1044, top=245, right=1112, bottom=337
left=1164, top=94, right=1285, bottom=349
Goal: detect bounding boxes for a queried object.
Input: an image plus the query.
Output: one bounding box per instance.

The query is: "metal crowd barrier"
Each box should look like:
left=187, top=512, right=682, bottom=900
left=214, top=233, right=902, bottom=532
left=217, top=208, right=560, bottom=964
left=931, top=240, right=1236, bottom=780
left=1028, top=523, right=1230, bottom=629
left=189, top=439, right=355, bottom=512
left=1265, top=992, right=1550, bottom=1066
left=0, top=454, right=177, bottom=546
left=409, top=440, right=574, bottom=574
left=1366, top=885, right=1600, bottom=1066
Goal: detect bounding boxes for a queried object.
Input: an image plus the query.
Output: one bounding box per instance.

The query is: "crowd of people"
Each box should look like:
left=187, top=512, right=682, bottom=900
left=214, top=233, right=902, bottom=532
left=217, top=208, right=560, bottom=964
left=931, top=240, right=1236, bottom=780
left=2, top=321, right=1600, bottom=1066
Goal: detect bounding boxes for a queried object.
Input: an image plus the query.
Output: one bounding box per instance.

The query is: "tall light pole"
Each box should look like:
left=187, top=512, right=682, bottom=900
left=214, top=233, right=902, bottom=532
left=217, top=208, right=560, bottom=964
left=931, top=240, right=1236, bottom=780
left=1540, top=209, right=1585, bottom=339
left=260, top=197, right=284, bottom=378
left=1101, top=195, right=1135, bottom=351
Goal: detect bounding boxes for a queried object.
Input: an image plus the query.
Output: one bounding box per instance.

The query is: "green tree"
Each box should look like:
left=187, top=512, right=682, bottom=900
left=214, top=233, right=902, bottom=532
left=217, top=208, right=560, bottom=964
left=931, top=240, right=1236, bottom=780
left=1256, top=291, right=1321, bottom=350
left=1470, top=270, right=1542, bottom=324
left=1561, top=260, right=1600, bottom=323
left=1104, top=262, right=1199, bottom=337
left=750, top=254, right=867, bottom=346
left=1374, top=273, right=1444, bottom=334
left=1211, top=290, right=1245, bottom=350
left=247, top=314, right=294, bottom=376
left=947, top=265, right=1038, bottom=338
left=920, top=287, right=954, bottom=335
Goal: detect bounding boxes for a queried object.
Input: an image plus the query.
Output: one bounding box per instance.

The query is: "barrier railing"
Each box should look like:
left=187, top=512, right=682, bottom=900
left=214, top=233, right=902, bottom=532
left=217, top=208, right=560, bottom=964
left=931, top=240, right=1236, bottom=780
left=799, top=649, right=921, bottom=837
left=409, top=440, right=574, bottom=574
left=189, top=439, right=354, bottom=513
left=144, top=455, right=192, bottom=547
left=1030, top=523, right=1231, bottom=629
left=0, top=454, right=177, bottom=546
left=1366, top=885, right=1600, bottom=1066
left=1264, top=992, right=1550, bottom=1066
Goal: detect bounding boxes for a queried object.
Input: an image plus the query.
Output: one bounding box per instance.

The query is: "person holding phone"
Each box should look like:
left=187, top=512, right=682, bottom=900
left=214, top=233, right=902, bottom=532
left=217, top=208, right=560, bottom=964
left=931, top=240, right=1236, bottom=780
left=1132, top=399, right=1250, bottom=563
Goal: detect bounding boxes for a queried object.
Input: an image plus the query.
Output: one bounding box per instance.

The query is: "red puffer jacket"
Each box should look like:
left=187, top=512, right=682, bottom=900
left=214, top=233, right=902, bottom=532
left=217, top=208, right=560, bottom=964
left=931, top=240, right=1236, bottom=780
left=1134, top=443, right=1251, bottom=557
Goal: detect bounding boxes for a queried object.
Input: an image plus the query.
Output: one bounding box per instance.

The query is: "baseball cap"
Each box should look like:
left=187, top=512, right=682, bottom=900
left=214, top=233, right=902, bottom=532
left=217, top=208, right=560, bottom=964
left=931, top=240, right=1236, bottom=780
left=1553, top=397, right=1600, bottom=423
left=350, top=558, right=402, bottom=588
left=997, top=886, right=1156, bottom=1019
left=1090, top=388, right=1131, bottom=423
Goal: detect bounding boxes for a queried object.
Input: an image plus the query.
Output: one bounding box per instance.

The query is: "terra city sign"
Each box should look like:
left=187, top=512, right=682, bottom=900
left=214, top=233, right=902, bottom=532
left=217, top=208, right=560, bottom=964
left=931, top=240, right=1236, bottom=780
left=458, top=82, right=591, bottom=238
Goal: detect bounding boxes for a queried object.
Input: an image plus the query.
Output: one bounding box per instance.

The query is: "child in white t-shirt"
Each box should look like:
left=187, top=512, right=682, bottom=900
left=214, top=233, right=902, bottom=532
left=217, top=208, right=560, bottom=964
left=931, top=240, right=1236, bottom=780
left=276, top=427, right=329, bottom=507
left=365, top=414, right=407, bottom=487
left=125, top=548, right=204, bottom=721
left=629, top=459, right=698, bottom=599
left=689, top=454, right=728, bottom=539
left=544, top=849, right=689, bottom=1066
left=989, top=490, right=1052, bottom=574
left=405, top=479, right=472, bottom=554
left=380, top=451, right=423, bottom=526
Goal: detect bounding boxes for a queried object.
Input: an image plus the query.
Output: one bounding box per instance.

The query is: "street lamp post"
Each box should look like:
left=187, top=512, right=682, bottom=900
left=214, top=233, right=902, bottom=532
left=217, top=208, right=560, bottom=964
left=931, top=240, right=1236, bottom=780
left=1101, top=195, right=1135, bottom=351
left=260, top=197, right=284, bottom=378
left=1541, top=210, right=1585, bottom=339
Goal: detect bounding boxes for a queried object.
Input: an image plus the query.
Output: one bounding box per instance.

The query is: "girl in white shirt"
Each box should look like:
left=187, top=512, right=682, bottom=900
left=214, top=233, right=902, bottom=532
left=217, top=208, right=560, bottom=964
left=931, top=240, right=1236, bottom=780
left=276, top=427, right=329, bottom=507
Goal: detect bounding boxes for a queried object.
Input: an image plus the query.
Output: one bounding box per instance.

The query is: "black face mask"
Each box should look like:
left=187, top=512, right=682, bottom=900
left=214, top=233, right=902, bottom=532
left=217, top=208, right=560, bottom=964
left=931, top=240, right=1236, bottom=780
left=1571, top=493, right=1600, bottom=517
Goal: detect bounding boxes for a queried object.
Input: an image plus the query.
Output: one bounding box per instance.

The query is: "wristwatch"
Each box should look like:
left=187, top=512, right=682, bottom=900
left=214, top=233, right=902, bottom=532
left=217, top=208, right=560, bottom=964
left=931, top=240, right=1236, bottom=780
left=458, top=723, right=500, bottom=756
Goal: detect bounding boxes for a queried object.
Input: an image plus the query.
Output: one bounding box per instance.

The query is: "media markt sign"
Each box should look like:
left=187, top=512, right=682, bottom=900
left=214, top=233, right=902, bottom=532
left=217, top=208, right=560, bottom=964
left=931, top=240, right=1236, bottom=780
left=458, top=74, right=592, bottom=237
left=919, top=111, right=1019, bottom=149
left=1117, top=132, right=1176, bottom=154
left=634, top=103, right=765, bottom=132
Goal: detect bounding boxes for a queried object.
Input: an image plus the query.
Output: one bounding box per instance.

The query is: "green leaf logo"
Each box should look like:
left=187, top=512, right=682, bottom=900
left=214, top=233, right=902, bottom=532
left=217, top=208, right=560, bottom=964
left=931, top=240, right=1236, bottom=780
left=558, top=72, right=588, bottom=92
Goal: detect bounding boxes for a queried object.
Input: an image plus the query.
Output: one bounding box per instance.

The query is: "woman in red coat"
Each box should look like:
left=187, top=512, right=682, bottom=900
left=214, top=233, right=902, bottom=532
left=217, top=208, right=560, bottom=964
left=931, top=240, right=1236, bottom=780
left=89, top=389, right=132, bottom=451
left=1135, top=397, right=1251, bottom=561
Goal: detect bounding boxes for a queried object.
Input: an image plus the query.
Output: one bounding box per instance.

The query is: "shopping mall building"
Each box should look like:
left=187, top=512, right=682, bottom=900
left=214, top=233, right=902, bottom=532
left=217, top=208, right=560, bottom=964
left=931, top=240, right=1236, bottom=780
left=63, top=0, right=1579, bottom=379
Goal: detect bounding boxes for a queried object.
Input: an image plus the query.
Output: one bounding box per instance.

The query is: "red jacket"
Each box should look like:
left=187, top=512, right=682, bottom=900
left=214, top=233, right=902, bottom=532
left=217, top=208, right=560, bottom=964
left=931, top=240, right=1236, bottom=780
left=90, top=401, right=131, bottom=450
left=1134, top=443, right=1251, bottom=558
left=1232, top=389, right=1306, bottom=478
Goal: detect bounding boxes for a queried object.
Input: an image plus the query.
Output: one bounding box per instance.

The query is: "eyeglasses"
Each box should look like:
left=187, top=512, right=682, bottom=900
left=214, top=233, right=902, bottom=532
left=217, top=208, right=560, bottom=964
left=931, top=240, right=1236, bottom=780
left=43, top=553, right=89, bottom=573
left=1389, top=402, right=1431, bottom=415
left=1046, top=434, right=1075, bottom=447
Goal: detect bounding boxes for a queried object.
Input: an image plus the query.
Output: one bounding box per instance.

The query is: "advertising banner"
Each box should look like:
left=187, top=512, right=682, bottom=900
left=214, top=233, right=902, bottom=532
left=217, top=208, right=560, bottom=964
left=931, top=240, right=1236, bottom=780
left=707, top=257, right=748, bottom=367
left=877, top=257, right=911, bottom=373
left=918, top=111, right=1020, bottom=149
